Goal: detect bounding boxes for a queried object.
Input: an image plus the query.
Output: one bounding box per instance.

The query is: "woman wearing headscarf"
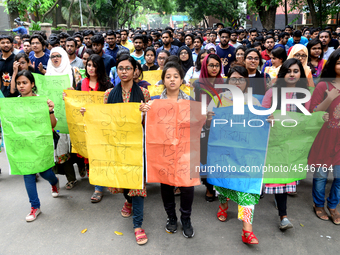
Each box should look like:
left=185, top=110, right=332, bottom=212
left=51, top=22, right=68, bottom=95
left=177, top=46, right=194, bottom=75
left=46, top=47, right=77, bottom=190
left=287, top=44, right=315, bottom=87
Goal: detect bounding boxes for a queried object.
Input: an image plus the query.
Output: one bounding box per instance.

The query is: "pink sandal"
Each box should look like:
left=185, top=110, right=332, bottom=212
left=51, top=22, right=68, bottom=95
left=135, top=229, right=148, bottom=245
left=121, top=201, right=132, bottom=217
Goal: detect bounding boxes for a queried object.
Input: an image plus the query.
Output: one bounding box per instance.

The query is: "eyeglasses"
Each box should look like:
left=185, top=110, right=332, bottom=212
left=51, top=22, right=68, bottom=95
left=158, top=57, right=166, bottom=61
left=207, top=64, right=220, bottom=69
left=236, top=53, right=244, bottom=57
left=229, top=77, right=246, bottom=84
left=180, top=52, right=188, bottom=55
left=118, top=66, right=133, bottom=72
left=246, top=57, right=259, bottom=61
left=50, top=55, right=62, bottom=59
left=294, top=54, right=307, bottom=59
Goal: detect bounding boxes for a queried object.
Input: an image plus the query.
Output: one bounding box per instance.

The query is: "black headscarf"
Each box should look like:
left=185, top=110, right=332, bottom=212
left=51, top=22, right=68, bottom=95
left=107, top=81, right=145, bottom=104
left=178, top=45, right=194, bottom=74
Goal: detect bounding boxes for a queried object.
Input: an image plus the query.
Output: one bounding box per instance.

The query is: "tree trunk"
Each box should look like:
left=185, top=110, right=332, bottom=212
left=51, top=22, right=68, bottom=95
left=67, top=0, right=75, bottom=28
left=202, top=16, right=209, bottom=28
left=256, top=1, right=277, bottom=30
left=42, top=0, right=60, bottom=22
left=8, top=3, right=20, bottom=29
left=306, top=0, right=318, bottom=27
left=284, top=0, right=288, bottom=26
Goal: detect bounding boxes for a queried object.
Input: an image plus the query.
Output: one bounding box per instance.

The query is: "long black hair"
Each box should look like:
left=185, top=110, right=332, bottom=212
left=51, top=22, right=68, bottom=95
left=307, top=39, right=324, bottom=61
left=274, top=58, right=308, bottom=112
left=320, top=48, right=340, bottom=81
left=195, top=49, right=208, bottom=71
left=15, top=70, right=38, bottom=93
left=85, top=54, right=111, bottom=91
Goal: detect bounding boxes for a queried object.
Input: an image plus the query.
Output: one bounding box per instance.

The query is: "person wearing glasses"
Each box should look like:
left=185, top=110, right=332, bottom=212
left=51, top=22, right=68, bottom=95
left=10, top=53, right=34, bottom=96
left=46, top=47, right=78, bottom=190
left=177, top=46, right=194, bottom=74
left=206, top=65, right=261, bottom=244
left=244, top=48, right=270, bottom=95
left=287, top=44, right=314, bottom=87
left=157, top=50, right=170, bottom=70
left=29, top=34, right=49, bottom=75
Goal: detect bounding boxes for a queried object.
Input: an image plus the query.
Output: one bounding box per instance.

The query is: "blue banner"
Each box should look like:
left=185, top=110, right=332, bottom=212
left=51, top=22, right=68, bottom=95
left=206, top=106, right=270, bottom=194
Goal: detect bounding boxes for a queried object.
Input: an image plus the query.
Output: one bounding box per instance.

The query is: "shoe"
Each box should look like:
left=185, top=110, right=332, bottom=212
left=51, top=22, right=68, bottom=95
left=165, top=216, right=178, bottom=233
left=26, top=207, right=41, bottom=222
left=51, top=178, right=60, bottom=198
left=205, top=189, right=215, bottom=202
left=242, top=229, right=259, bottom=244
left=279, top=217, right=293, bottom=230
left=65, top=180, right=77, bottom=190
left=180, top=217, right=194, bottom=238
left=287, top=191, right=297, bottom=196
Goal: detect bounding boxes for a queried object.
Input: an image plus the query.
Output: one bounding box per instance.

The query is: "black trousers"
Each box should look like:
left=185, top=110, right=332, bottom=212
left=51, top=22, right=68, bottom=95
left=160, top=184, right=194, bottom=219
left=275, top=193, right=287, bottom=216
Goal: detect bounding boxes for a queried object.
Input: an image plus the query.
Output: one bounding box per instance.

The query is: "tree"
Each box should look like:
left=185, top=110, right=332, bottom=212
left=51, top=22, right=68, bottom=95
left=175, top=0, right=248, bottom=28
left=248, top=0, right=279, bottom=30
left=290, top=0, right=340, bottom=27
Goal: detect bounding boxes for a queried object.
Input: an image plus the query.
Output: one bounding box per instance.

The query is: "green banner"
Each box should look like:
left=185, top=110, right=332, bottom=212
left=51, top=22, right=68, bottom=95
left=0, top=96, right=55, bottom=175
left=33, top=73, right=70, bottom=133
left=263, top=110, right=325, bottom=183
left=79, top=69, right=86, bottom=78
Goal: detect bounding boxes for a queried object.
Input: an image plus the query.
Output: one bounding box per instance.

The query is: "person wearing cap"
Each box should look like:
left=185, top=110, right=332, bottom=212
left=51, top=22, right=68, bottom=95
left=11, top=21, right=27, bottom=35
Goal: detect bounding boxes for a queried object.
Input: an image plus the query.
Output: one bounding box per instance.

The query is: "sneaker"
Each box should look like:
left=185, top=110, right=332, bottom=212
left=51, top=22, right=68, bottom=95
left=51, top=178, right=60, bottom=198
left=165, top=216, right=177, bottom=233
left=279, top=217, right=293, bottom=230
left=180, top=217, right=194, bottom=238
left=26, top=207, right=41, bottom=222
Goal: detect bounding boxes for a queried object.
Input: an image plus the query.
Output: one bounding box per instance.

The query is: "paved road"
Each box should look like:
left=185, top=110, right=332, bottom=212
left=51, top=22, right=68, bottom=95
left=0, top=151, right=339, bottom=255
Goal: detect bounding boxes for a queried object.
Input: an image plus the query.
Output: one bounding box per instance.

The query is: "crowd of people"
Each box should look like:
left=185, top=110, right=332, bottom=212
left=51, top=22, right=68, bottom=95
left=1, top=22, right=340, bottom=246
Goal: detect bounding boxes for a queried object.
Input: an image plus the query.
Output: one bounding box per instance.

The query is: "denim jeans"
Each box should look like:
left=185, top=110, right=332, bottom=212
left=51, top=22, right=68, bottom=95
left=312, top=166, right=340, bottom=209
left=23, top=168, right=58, bottom=209
left=132, top=196, right=144, bottom=229
left=95, top=185, right=104, bottom=192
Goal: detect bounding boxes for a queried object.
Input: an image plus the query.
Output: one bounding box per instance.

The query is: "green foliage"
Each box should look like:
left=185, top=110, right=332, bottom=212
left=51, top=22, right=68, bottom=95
left=30, top=21, right=41, bottom=31
left=4, top=0, right=57, bottom=18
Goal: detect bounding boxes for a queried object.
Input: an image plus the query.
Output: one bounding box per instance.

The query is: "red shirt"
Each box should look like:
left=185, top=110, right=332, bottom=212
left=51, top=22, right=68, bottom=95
left=261, top=50, right=271, bottom=61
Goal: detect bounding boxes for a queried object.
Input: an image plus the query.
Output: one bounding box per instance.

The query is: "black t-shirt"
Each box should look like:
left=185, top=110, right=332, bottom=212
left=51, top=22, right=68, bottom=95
left=171, top=39, right=182, bottom=48
left=0, top=53, right=17, bottom=97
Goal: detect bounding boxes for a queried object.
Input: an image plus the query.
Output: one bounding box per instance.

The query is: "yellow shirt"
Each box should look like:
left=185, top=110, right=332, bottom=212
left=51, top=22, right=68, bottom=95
left=121, top=40, right=135, bottom=53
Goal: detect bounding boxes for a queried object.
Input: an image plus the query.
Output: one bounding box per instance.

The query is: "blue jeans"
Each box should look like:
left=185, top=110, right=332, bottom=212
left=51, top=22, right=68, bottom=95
left=132, top=196, right=144, bottom=229
left=312, top=166, right=340, bottom=209
left=95, top=185, right=104, bottom=192
left=23, top=168, right=58, bottom=209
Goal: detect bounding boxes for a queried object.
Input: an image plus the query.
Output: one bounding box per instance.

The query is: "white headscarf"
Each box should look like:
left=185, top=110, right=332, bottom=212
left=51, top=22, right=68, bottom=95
left=46, top=47, right=73, bottom=87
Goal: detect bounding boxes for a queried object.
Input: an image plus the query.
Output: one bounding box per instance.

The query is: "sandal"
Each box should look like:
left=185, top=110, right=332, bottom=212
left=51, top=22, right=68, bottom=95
left=313, top=205, right=329, bottom=221
left=327, top=206, right=340, bottom=225
left=65, top=180, right=77, bottom=190
left=242, top=229, right=259, bottom=244
left=217, top=204, right=228, bottom=222
left=121, top=201, right=132, bottom=217
left=90, top=192, right=103, bottom=203
left=135, top=229, right=148, bottom=245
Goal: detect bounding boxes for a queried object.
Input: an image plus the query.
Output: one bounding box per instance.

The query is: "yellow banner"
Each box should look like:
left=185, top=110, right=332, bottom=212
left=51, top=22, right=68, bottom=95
left=147, top=85, right=193, bottom=97
left=142, top=70, right=162, bottom=85
left=64, top=90, right=105, bottom=158
left=84, top=103, right=144, bottom=189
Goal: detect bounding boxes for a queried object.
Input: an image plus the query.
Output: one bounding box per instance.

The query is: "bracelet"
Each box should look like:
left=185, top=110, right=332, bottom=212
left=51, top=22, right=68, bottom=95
left=49, top=111, right=54, bottom=114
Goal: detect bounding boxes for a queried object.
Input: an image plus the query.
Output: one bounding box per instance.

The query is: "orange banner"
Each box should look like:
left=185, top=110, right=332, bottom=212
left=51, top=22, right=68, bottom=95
left=146, top=99, right=205, bottom=187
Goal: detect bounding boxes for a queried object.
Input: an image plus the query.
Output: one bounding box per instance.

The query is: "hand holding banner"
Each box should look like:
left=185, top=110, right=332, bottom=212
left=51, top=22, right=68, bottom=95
left=84, top=103, right=144, bottom=189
